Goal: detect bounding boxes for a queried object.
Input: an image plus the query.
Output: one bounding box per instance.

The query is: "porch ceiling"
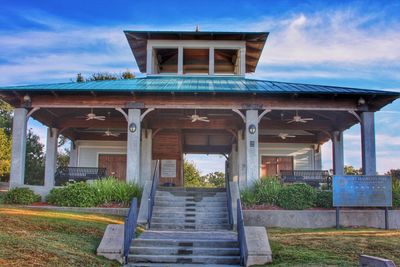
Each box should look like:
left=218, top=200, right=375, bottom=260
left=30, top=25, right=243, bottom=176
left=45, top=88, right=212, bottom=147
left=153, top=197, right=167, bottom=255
left=28, top=108, right=357, bottom=145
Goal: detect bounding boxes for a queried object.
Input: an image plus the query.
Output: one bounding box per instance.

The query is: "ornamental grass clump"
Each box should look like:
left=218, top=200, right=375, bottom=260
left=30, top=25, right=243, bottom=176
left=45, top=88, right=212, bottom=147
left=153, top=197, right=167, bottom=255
left=253, top=176, right=282, bottom=205
left=91, top=177, right=142, bottom=205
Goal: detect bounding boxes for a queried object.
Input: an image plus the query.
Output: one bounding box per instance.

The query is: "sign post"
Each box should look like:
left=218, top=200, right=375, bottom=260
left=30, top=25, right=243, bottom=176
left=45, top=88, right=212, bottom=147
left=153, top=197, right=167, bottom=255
left=333, top=175, right=392, bottom=230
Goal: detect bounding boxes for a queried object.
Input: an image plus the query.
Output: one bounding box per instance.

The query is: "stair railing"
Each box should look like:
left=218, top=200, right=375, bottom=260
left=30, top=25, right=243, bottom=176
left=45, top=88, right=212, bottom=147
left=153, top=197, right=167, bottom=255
left=147, top=160, right=160, bottom=227
left=237, top=198, right=248, bottom=266
left=123, top=197, right=138, bottom=264
left=225, top=172, right=233, bottom=227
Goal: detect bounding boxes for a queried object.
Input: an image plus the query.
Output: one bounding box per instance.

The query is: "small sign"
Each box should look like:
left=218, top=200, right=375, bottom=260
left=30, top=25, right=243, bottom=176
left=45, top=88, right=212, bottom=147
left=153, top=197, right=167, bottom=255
left=161, top=160, right=177, bottom=178
left=250, top=141, right=255, bottom=148
left=333, top=175, right=392, bottom=207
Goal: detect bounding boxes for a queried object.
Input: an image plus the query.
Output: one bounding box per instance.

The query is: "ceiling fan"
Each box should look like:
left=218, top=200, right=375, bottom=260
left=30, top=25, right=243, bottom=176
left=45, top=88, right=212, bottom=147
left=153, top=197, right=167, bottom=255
left=278, top=133, right=296, bottom=140
left=187, top=110, right=209, bottom=122
left=103, top=129, right=120, bottom=137
left=78, top=108, right=106, bottom=121
left=286, top=111, right=313, bottom=123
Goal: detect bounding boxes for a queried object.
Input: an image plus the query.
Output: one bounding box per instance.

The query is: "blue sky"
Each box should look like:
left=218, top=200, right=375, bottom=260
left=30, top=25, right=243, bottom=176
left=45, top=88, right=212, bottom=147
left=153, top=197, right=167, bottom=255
left=0, top=0, right=399, bottom=174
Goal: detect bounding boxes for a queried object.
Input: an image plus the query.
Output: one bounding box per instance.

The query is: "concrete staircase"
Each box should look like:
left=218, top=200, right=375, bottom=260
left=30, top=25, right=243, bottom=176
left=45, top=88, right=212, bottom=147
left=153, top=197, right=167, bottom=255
left=126, top=187, right=241, bottom=266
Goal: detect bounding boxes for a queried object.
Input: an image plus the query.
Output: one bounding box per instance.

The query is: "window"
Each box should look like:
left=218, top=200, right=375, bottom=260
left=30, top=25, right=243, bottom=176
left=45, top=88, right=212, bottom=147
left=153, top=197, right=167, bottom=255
left=153, top=48, right=178, bottom=74
left=183, top=48, right=209, bottom=74
left=214, top=49, right=240, bottom=75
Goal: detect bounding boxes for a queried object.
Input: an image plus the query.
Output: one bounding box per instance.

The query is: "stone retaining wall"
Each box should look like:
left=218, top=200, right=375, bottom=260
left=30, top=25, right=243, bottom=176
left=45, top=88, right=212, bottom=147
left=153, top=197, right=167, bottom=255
left=243, top=209, right=400, bottom=229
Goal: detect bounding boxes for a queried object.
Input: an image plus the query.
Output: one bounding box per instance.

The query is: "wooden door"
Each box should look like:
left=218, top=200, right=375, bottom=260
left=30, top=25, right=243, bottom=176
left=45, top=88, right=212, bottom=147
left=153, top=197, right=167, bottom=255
left=261, top=156, right=293, bottom=177
left=98, top=154, right=127, bottom=181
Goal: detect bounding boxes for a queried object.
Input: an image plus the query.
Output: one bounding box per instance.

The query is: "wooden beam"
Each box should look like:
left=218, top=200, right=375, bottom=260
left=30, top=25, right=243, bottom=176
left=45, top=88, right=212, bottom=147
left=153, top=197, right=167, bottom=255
left=29, top=94, right=358, bottom=111
left=183, top=145, right=231, bottom=154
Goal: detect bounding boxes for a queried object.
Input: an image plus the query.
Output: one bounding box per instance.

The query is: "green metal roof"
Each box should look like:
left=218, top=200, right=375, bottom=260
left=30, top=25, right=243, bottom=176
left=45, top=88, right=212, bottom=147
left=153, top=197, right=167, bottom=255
left=0, top=76, right=398, bottom=96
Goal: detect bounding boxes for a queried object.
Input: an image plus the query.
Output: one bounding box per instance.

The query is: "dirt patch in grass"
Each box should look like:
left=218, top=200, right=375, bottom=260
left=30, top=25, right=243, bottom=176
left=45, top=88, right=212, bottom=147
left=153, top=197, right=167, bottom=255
left=263, top=228, right=400, bottom=267
left=0, top=206, right=124, bottom=266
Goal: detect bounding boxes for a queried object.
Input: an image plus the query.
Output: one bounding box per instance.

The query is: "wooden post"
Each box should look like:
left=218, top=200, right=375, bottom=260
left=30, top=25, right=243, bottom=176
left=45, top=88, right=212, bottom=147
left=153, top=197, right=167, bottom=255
left=246, top=110, right=259, bottom=186
left=178, top=46, right=183, bottom=75
left=140, top=129, right=152, bottom=185
left=209, top=47, right=215, bottom=75
left=9, top=108, right=28, bottom=188
left=127, top=109, right=141, bottom=183
left=332, top=131, right=344, bottom=175
left=237, top=130, right=246, bottom=188
left=361, top=112, right=376, bottom=175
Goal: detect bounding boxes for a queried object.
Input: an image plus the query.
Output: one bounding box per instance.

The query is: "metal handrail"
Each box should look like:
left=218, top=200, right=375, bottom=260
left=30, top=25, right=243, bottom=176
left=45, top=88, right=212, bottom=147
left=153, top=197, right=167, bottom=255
left=225, top=172, right=233, bottom=227
left=147, top=160, right=160, bottom=227
left=123, top=198, right=138, bottom=263
left=237, top=198, right=248, bottom=266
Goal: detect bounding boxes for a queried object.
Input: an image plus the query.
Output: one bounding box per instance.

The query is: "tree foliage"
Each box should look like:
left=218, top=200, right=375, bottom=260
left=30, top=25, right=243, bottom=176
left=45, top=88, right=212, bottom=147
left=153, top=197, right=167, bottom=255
left=203, top=171, right=225, bottom=187
left=75, top=70, right=135, bottom=82
left=183, top=160, right=225, bottom=188
left=344, top=165, right=363, bottom=175
left=0, top=99, right=12, bottom=135
left=25, top=130, right=45, bottom=185
left=0, top=128, right=12, bottom=181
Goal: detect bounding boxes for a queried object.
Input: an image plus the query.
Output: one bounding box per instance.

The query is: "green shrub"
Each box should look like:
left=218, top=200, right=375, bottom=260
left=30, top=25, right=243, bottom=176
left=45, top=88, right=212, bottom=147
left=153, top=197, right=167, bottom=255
left=240, top=188, right=258, bottom=206
left=4, top=187, right=41, bottom=205
left=254, top=177, right=282, bottom=205
left=47, top=182, right=100, bottom=207
left=277, top=183, right=317, bottom=210
left=91, top=177, right=142, bottom=205
left=315, top=190, right=333, bottom=208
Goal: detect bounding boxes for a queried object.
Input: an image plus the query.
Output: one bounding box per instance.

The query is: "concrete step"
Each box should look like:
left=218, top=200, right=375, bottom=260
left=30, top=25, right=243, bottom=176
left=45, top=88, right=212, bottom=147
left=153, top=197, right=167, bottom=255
left=149, top=223, right=232, bottom=231
left=154, top=201, right=227, bottom=208
left=126, top=263, right=241, bottom=267
left=151, top=211, right=228, bottom=218
left=155, top=196, right=228, bottom=202
left=135, top=230, right=238, bottom=242
left=156, top=191, right=227, bottom=197
left=128, top=255, right=241, bottom=265
left=150, top=217, right=229, bottom=224
left=130, top=246, right=240, bottom=256
left=132, top=239, right=239, bottom=248
left=153, top=206, right=228, bottom=213
left=157, top=187, right=226, bottom=193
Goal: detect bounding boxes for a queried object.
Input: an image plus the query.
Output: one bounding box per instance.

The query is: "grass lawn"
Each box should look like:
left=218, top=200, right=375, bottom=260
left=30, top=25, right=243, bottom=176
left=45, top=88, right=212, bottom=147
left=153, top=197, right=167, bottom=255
left=264, top=228, right=400, bottom=267
left=0, top=205, right=124, bottom=266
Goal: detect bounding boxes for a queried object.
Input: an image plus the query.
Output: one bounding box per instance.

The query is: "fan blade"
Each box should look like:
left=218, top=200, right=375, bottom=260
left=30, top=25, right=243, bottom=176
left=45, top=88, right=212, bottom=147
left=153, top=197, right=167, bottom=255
left=303, top=118, right=314, bottom=121
left=111, top=133, right=120, bottom=137
left=287, top=120, right=295, bottom=124
left=86, top=117, right=92, bottom=121
left=192, top=118, right=197, bottom=122
left=198, top=118, right=210, bottom=122
left=94, top=116, right=106, bottom=121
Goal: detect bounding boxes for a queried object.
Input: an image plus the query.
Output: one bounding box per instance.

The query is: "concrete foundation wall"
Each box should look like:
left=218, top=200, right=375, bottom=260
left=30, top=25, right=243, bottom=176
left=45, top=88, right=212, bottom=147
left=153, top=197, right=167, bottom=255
left=244, top=209, right=400, bottom=230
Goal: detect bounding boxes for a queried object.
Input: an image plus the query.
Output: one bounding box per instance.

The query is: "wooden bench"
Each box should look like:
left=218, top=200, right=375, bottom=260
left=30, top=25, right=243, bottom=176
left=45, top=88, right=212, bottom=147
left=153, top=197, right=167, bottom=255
left=55, top=167, right=107, bottom=186
left=279, top=170, right=332, bottom=189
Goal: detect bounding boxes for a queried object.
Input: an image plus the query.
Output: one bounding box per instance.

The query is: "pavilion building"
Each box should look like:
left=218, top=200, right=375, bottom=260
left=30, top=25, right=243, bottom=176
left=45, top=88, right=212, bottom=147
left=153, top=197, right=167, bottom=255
left=0, top=30, right=398, bottom=195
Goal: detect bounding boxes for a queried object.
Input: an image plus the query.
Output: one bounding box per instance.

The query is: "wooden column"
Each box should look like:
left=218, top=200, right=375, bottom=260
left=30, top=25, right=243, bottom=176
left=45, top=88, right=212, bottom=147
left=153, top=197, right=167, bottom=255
left=9, top=108, right=28, bottom=188
left=361, top=112, right=376, bottom=175
left=127, top=109, right=141, bottom=183
left=178, top=46, right=183, bottom=75
left=332, top=131, right=344, bottom=175
left=44, top=128, right=59, bottom=188
left=245, top=110, right=259, bottom=186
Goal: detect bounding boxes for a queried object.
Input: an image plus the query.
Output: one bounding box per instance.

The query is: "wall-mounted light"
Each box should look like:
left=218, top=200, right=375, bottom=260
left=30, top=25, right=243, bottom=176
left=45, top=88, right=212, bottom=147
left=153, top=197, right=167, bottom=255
left=248, top=124, right=257, bottom=135
left=129, top=123, right=137, bottom=133
left=358, top=97, right=366, bottom=106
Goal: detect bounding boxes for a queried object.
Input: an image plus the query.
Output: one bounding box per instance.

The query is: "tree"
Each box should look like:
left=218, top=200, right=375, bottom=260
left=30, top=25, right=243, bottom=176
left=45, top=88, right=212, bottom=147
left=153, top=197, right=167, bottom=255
left=203, top=171, right=225, bottom=188
left=344, top=165, right=363, bottom=175
left=121, top=69, right=135, bottom=79
left=88, top=72, right=118, bottom=81
left=25, top=130, right=45, bottom=185
left=0, top=128, right=11, bottom=181
left=76, top=73, right=85, bottom=82
left=0, top=99, right=13, bottom=135
left=183, top=160, right=205, bottom=187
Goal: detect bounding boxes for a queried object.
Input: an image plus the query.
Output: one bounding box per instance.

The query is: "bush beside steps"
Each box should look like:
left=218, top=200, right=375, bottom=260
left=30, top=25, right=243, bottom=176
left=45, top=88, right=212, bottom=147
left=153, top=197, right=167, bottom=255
left=47, top=177, right=142, bottom=207
left=4, top=188, right=41, bottom=205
